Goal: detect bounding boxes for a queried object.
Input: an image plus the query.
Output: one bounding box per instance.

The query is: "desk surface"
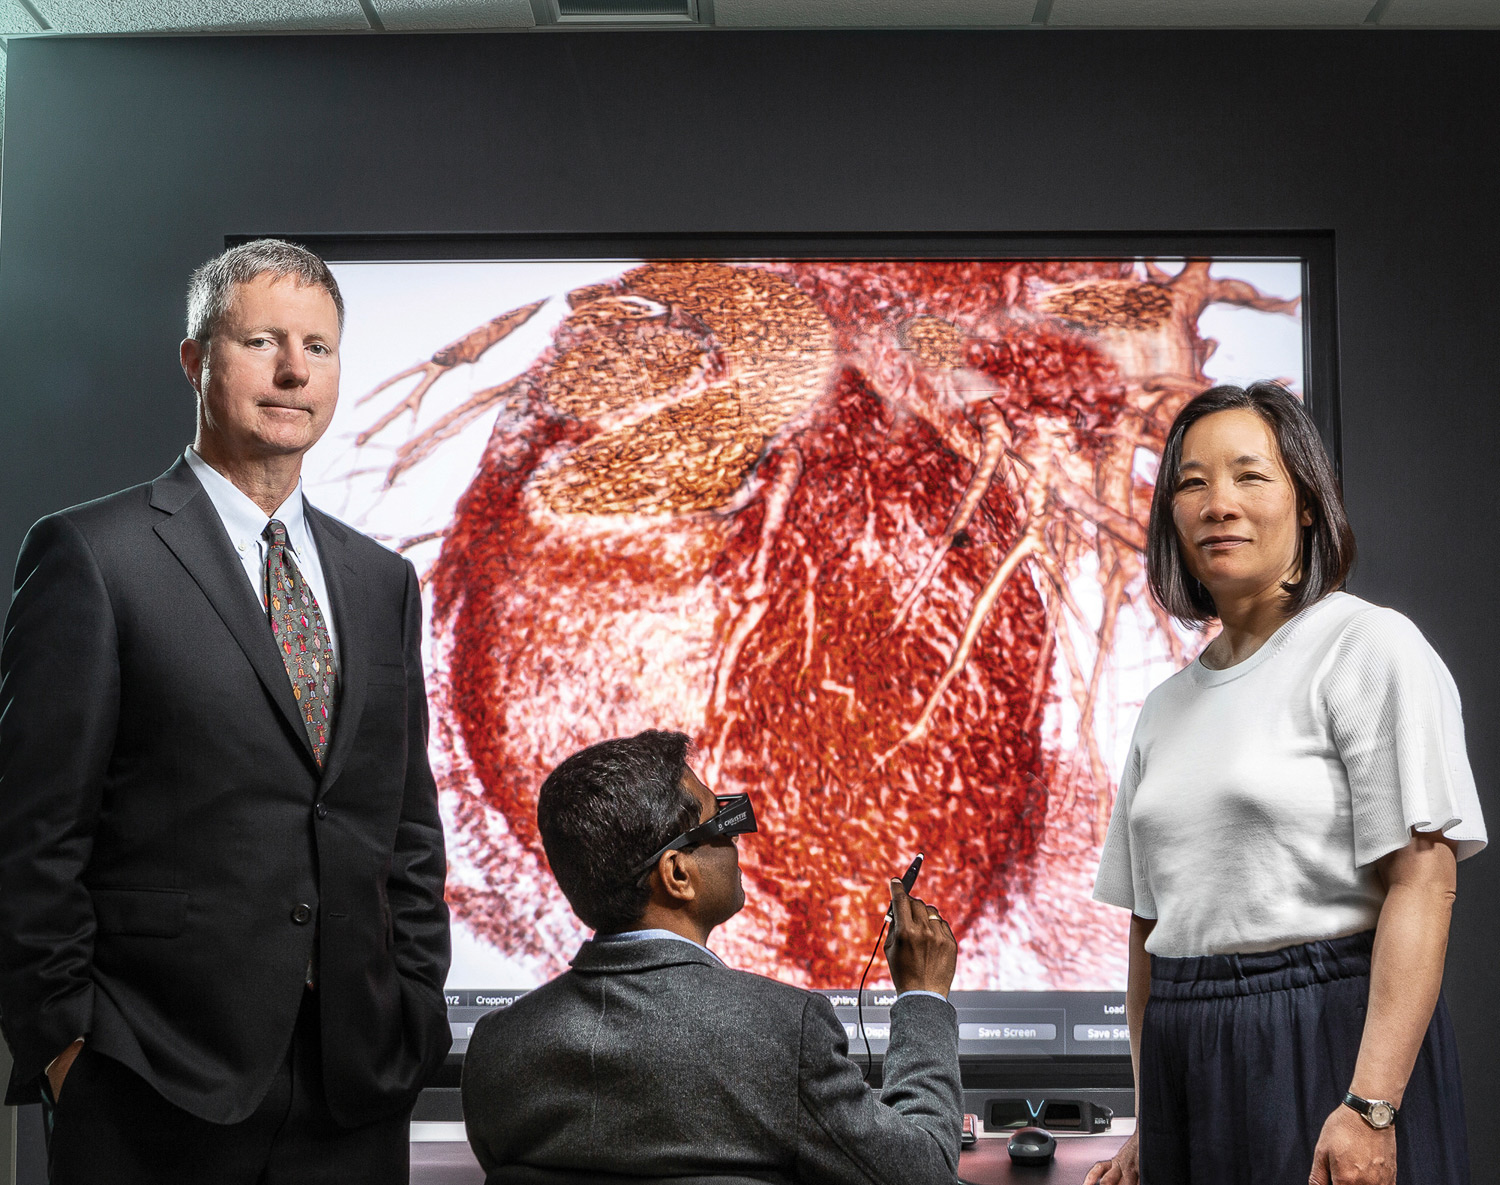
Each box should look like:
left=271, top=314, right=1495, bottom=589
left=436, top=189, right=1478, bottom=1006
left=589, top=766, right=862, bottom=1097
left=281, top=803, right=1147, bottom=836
left=958, top=1133, right=1128, bottom=1183
left=412, top=1132, right=1130, bottom=1185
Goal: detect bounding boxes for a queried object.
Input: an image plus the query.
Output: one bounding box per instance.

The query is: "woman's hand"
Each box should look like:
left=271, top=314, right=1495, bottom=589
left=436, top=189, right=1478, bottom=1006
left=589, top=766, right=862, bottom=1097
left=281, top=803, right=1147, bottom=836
left=1083, top=1130, right=1139, bottom=1185
left=1085, top=915, right=1150, bottom=1184
left=1308, top=1104, right=1395, bottom=1184
left=1308, top=831, right=1453, bottom=1185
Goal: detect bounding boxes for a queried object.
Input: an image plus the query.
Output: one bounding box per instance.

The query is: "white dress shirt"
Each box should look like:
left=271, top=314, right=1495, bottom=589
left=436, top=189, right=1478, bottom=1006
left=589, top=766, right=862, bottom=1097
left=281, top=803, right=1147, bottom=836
left=185, top=448, right=339, bottom=663
left=594, top=928, right=726, bottom=964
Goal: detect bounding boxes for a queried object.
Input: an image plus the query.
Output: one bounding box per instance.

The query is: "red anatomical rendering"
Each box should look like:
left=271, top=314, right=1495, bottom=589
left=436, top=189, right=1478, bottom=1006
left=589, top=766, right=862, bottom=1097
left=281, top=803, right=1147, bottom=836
left=353, top=257, right=1296, bottom=988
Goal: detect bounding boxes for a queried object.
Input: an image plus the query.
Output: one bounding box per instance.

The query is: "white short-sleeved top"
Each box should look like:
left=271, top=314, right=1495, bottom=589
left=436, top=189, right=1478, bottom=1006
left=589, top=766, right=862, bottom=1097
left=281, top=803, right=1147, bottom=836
left=1092, top=592, right=1486, bottom=958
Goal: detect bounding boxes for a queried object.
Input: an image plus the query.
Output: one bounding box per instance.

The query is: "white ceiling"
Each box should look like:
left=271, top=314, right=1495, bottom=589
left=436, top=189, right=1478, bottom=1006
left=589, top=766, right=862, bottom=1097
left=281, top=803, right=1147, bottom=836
left=713, top=0, right=1035, bottom=26
left=19, top=1, right=369, bottom=34
left=3, top=0, right=1500, bottom=34
left=1048, top=0, right=1380, bottom=26
left=373, top=0, right=534, bottom=30
left=1382, top=0, right=1500, bottom=21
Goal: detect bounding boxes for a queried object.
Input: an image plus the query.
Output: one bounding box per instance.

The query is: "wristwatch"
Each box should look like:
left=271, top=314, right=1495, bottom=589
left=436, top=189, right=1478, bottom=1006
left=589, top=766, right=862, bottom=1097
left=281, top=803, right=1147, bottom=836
left=1343, top=1091, right=1398, bottom=1129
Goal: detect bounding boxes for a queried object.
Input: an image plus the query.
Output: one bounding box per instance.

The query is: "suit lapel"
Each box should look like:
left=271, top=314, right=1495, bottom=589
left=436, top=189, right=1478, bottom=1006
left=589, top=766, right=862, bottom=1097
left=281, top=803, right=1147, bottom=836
left=150, top=459, right=316, bottom=765
left=307, top=505, right=369, bottom=793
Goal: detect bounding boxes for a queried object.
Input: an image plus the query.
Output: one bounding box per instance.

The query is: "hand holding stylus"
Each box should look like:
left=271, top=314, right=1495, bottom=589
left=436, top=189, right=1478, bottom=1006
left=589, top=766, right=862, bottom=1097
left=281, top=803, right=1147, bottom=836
left=884, top=878, right=958, bottom=997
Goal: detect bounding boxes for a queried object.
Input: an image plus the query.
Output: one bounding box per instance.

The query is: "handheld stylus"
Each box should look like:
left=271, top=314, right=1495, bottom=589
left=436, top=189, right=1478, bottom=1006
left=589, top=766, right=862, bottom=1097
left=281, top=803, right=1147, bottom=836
left=860, top=853, right=925, bottom=1082
left=886, top=853, right=923, bottom=920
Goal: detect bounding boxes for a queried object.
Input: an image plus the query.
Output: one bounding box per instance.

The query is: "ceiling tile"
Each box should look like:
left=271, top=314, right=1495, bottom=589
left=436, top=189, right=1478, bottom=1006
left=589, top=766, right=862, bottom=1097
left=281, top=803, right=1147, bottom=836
left=1049, top=0, right=1374, bottom=25
left=1, top=0, right=42, bottom=34
left=32, top=0, right=372, bottom=33
left=1379, top=0, right=1500, bottom=24
left=371, top=0, right=534, bottom=29
left=715, top=0, right=1035, bottom=27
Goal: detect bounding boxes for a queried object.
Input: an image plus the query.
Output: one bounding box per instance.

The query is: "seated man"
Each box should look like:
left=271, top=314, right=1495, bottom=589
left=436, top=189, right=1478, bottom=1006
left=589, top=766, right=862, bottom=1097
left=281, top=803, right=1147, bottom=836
left=462, top=729, right=962, bottom=1185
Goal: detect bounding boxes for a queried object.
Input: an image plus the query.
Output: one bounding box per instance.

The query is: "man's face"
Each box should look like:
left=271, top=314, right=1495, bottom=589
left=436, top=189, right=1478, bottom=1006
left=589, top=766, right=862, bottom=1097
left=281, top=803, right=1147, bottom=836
left=185, top=273, right=341, bottom=466
left=682, top=767, right=746, bottom=927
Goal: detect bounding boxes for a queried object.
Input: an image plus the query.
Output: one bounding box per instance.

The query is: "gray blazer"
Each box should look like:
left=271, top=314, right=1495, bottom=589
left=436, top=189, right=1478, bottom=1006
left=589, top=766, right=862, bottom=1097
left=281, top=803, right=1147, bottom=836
left=462, top=938, right=962, bottom=1185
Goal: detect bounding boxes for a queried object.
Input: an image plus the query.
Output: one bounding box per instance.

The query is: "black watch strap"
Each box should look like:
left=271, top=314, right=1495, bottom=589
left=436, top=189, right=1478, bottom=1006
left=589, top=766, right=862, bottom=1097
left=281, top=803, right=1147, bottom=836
left=1343, top=1091, right=1398, bottom=1129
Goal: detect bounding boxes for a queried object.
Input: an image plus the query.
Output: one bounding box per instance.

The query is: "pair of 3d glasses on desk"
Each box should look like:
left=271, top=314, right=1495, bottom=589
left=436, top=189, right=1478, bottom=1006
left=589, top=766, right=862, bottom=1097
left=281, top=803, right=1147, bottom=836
left=631, top=794, right=757, bottom=880
left=987, top=1099, right=1114, bottom=1134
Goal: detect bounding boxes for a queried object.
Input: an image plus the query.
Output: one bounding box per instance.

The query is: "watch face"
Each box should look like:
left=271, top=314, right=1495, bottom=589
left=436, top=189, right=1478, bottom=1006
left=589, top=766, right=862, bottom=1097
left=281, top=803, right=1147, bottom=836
left=1369, top=1102, right=1395, bottom=1128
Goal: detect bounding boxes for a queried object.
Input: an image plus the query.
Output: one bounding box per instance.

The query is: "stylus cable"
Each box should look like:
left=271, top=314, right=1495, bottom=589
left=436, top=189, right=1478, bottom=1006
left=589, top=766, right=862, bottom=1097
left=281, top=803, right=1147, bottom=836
left=856, top=918, right=888, bottom=1084
left=858, top=918, right=982, bottom=1185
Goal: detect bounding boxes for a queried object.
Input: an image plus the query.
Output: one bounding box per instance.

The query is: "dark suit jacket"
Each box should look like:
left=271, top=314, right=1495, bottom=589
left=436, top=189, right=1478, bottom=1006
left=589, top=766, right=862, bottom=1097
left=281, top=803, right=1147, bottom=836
left=461, top=938, right=963, bottom=1185
left=0, top=457, right=451, bottom=1125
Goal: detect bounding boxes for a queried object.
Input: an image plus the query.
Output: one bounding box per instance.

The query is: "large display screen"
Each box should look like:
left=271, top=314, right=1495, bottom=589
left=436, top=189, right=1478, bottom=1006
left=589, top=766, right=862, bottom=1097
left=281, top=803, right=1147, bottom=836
left=302, top=252, right=1307, bottom=1057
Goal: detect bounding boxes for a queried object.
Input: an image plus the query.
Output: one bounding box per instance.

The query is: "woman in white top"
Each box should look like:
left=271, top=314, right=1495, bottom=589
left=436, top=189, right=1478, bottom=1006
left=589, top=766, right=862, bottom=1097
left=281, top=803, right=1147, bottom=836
left=1085, top=382, right=1484, bottom=1185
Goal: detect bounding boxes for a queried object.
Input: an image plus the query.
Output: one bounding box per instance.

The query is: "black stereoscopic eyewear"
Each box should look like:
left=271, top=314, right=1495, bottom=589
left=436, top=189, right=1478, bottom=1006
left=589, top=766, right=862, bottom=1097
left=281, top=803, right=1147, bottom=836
left=632, top=793, right=758, bottom=880
left=986, top=1098, right=1113, bottom=1133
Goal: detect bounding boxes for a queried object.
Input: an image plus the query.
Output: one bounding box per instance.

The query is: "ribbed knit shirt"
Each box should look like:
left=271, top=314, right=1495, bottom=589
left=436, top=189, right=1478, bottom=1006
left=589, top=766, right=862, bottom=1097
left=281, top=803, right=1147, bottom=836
left=1093, top=592, right=1486, bottom=958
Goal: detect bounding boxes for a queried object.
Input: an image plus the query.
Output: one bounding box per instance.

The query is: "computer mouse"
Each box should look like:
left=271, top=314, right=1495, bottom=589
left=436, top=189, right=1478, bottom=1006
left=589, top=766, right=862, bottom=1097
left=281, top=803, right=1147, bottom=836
left=1006, top=1125, right=1057, bottom=1165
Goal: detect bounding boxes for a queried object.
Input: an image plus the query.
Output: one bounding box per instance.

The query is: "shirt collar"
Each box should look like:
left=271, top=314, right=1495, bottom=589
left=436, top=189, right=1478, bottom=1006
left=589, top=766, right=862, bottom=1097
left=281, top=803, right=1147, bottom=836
left=593, top=928, right=724, bottom=965
left=185, top=447, right=309, bottom=553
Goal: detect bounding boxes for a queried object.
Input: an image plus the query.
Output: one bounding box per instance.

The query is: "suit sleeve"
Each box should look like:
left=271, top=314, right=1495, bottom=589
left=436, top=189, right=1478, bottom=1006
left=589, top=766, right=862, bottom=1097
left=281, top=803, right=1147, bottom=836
left=794, top=991, right=962, bottom=1185
left=385, top=560, right=451, bottom=1000
left=0, top=515, right=118, bottom=1100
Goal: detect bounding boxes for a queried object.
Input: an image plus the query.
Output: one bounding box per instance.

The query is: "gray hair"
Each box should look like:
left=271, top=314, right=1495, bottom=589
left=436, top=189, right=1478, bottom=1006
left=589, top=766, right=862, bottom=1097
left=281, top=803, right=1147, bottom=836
left=185, top=239, right=345, bottom=345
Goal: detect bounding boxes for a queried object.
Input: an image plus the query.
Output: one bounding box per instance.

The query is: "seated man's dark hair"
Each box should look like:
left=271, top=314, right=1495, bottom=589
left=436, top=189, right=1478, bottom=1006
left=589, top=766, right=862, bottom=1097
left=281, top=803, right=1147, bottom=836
left=537, top=730, right=701, bottom=934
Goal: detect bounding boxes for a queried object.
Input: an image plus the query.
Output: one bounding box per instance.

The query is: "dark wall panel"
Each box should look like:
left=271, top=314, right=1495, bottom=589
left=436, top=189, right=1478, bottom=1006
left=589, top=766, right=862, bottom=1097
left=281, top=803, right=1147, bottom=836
left=2, top=28, right=1496, bottom=1164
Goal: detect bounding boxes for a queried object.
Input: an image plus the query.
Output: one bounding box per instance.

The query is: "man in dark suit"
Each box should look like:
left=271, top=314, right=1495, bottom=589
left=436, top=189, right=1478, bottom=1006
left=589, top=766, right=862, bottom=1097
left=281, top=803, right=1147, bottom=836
left=462, top=730, right=962, bottom=1185
left=0, top=239, right=451, bottom=1183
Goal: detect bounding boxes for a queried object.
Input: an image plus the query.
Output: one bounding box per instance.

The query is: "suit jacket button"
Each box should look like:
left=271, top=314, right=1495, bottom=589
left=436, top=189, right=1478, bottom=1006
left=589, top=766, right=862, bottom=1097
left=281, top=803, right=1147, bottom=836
left=291, top=904, right=313, bottom=925
left=315, top=802, right=328, bottom=819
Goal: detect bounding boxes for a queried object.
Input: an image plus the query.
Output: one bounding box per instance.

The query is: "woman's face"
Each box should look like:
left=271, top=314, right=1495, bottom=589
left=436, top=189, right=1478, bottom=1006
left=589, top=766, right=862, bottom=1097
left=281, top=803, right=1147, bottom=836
left=1171, top=408, right=1311, bottom=609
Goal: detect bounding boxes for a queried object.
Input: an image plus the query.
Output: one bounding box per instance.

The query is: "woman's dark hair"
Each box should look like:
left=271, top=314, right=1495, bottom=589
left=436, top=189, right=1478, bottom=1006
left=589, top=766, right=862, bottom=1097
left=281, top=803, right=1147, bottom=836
left=1146, top=380, right=1356, bottom=624
left=536, top=730, right=700, bottom=934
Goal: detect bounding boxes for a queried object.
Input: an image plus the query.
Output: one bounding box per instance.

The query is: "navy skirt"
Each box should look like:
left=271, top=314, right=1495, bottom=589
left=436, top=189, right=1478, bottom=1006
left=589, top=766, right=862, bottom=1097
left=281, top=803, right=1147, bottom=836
left=1138, top=930, right=1469, bottom=1185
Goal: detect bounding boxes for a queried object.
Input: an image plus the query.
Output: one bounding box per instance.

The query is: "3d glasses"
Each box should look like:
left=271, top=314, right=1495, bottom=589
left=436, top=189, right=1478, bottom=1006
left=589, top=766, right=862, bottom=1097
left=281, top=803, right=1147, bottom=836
left=632, top=793, right=758, bottom=880
left=987, top=1098, right=1114, bottom=1133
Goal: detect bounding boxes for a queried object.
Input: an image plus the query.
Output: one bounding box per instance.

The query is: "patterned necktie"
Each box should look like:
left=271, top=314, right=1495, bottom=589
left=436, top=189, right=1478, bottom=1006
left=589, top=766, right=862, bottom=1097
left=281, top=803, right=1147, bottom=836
left=264, top=519, right=339, bottom=766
